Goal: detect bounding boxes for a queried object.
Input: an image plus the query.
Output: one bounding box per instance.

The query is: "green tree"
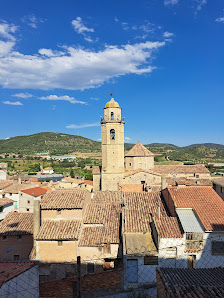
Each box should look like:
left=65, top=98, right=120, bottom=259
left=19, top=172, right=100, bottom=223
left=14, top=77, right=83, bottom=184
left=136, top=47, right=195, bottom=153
left=70, top=169, right=74, bottom=178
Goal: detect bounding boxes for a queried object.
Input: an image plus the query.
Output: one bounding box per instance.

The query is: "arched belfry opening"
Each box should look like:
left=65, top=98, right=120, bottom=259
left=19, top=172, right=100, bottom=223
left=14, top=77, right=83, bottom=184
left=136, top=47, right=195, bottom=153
left=111, top=112, right=114, bottom=120
left=110, top=129, right=115, bottom=140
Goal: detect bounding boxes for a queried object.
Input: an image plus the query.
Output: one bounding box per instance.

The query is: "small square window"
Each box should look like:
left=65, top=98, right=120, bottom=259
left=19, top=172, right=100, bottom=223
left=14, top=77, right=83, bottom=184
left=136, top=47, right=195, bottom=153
left=17, top=235, right=22, bottom=240
left=13, top=255, right=20, bottom=261
left=10, top=193, right=12, bottom=196
left=87, top=263, right=94, bottom=274
left=144, top=256, right=158, bottom=265
left=58, top=241, right=63, bottom=246
left=27, top=200, right=30, bottom=204
left=26, top=208, right=29, bottom=212
left=129, top=163, right=131, bottom=166
left=1, top=235, right=7, bottom=241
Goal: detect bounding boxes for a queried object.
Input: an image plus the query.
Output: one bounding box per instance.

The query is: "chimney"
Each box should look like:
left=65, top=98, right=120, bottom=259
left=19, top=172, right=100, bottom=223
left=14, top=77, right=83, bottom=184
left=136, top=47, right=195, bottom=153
left=161, top=175, right=166, bottom=190
left=33, top=198, right=40, bottom=251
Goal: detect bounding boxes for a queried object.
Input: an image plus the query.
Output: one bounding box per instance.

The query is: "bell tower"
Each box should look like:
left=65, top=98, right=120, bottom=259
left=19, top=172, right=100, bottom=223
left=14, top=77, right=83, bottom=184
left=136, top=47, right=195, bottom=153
left=101, top=97, right=125, bottom=191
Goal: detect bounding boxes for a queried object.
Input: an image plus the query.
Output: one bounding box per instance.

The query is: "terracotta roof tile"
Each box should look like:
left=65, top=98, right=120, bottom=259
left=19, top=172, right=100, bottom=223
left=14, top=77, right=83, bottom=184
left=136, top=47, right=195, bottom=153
left=0, top=212, right=33, bottom=235
left=152, top=164, right=210, bottom=174
left=21, top=187, right=47, bottom=197
left=84, top=180, right=93, bottom=185
left=125, top=141, right=154, bottom=157
left=155, top=217, right=182, bottom=238
left=166, top=178, right=212, bottom=186
left=0, top=197, right=14, bottom=207
left=167, top=186, right=224, bottom=231
left=3, top=183, right=34, bottom=194
left=92, top=191, right=123, bottom=204
left=41, top=189, right=89, bottom=209
left=36, top=219, right=82, bottom=240
left=0, top=180, right=14, bottom=190
left=84, top=203, right=121, bottom=224
left=0, top=261, right=38, bottom=287
left=120, top=184, right=143, bottom=192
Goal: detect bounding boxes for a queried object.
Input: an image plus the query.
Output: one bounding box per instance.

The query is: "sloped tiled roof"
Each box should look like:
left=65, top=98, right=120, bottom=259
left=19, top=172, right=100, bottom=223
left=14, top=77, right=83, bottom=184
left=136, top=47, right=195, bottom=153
left=125, top=141, right=154, bottom=157
left=0, top=261, right=38, bottom=287
left=167, top=186, right=224, bottom=231
left=79, top=221, right=120, bottom=246
left=3, top=183, right=34, bottom=194
left=124, top=192, right=166, bottom=233
left=92, top=191, right=123, bottom=204
left=155, top=217, right=182, bottom=238
left=0, top=197, right=14, bottom=207
left=36, top=219, right=82, bottom=240
left=84, top=203, right=121, bottom=224
left=41, top=189, right=89, bottom=209
left=152, top=164, right=210, bottom=174
left=0, top=212, right=33, bottom=235
left=21, top=187, right=47, bottom=197
left=166, top=178, right=212, bottom=186
left=120, top=184, right=143, bottom=192
left=0, top=180, right=14, bottom=190
left=157, top=267, right=224, bottom=298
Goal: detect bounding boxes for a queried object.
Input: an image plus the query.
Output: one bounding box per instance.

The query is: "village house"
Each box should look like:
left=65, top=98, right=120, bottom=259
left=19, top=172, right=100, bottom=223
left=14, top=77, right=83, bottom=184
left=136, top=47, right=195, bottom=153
left=0, top=212, right=33, bottom=261
left=213, top=177, right=224, bottom=201
left=42, top=167, right=54, bottom=174
left=162, top=186, right=224, bottom=269
left=0, top=180, right=14, bottom=198
left=0, top=261, right=39, bottom=298
left=2, top=183, right=34, bottom=211
left=19, top=186, right=48, bottom=213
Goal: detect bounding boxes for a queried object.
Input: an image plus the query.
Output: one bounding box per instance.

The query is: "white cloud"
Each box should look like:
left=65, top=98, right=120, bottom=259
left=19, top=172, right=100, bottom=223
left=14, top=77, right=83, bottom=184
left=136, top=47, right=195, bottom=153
left=2, top=101, right=23, bottom=105
left=122, top=22, right=129, bottom=31
left=163, top=31, right=174, bottom=38
left=215, top=17, right=224, bottom=23
left=0, top=41, right=165, bottom=90
left=84, top=36, right=94, bottom=43
left=66, top=122, right=100, bottom=129
left=125, top=137, right=132, bottom=142
left=72, top=17, right=94, bottom=34
left=98, top=138, right=102, bottom=141
left=13, top=92, right=33, bottom=98
left=114, top=17, right=119, bottom=22
left=0, top=22, right=18, bottom=41
left=164, top=0, right=178, bottom=5
left=0, top=41, right=15, bottom=56
left=40, top=95, right=87, bottom=104
left=22, top=14, right=45, bottom=29
left=194, top=0, right=207, bottom=12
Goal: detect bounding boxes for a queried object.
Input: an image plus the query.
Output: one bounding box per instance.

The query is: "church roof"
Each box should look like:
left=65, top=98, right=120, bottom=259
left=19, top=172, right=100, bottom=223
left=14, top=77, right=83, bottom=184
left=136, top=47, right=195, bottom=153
left=125, top=141, right=154, bottom=157
left=105, top=98, right=120, bottom=108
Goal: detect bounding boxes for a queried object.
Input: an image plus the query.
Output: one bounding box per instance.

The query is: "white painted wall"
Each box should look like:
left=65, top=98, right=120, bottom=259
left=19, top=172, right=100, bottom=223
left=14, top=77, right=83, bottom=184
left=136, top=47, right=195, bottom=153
left=4, top=193, right=19, bottom=211
left=0, top=171, right=6, bottom=180
left=0, top=203, right=14, bottom=221
left=0, top=265, right=39, bottom=298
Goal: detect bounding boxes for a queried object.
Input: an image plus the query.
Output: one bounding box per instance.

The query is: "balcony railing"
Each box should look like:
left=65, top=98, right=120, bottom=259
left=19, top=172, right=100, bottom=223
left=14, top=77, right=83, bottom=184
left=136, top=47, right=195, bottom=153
left=100, top=117, right=125, bottom=124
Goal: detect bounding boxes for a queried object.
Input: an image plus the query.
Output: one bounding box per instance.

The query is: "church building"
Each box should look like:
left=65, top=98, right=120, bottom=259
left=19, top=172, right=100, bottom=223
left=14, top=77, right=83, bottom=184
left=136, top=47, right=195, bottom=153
left=93, top=97, right=211, bottom=192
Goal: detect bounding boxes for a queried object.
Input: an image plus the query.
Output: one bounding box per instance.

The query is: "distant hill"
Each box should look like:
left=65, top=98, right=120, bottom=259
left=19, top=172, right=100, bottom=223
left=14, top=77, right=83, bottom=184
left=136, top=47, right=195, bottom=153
left=185, top=143, right=224, bottom=149
left=0, top=132, right=223, bottom=161
left=0, top=132, right=101, bottom=155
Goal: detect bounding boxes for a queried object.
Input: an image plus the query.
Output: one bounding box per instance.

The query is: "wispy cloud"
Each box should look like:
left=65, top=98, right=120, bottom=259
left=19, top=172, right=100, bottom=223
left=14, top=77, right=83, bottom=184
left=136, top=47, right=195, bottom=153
left=66, top=122, right=100, bottom=129
left=0, top=41, right=165, bottom=90
left=215, top=17, right=224, bottom=23
left=40, top=95, right=87, bottom=104
left=164, top=0, right=178, bottom=6
left=2, top=101, right=23, bottom=105
left=194, top=0, right=207, bottom=12
left=0, top=22, right=18, bottom=41
left=13, top=92, right=33, bottom=98
left=125, top=137, right=132, bottom=142
left=72, top=17, right=94, bottom=34
left=163, top=31, right=174, bottom=38
left=22, top=14, right=45, bottom=28
left=71, top=17, right=95, bottom=42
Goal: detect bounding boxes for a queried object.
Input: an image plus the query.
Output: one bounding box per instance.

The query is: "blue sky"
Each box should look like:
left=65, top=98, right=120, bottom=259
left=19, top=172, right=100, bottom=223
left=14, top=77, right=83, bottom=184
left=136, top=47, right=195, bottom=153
left=0, top=0, right=224, bottom=146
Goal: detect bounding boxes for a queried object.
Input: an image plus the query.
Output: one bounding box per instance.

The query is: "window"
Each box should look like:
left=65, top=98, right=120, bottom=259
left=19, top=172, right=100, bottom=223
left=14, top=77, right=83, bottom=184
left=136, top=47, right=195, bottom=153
left=17, top=235, right=22, bottom=241
left=26, top=209, right=29, bottom=212
left=144, top=256, right=158, bottom=265
left=129, top=163, right=131, bottom=167
left=110, top=129, right=115, bottom=140
left=221, top=187, right=224, bottom=194
left=58, top=241, right=63, bottom=246
left=141, top=181, right=145, bottom=184
left=0, top=207, right=3, bottom=213
left=187, top=255, right=196, bottom=268
left=111, top=112, right=114, bottom=120
left=13, top=255, right=20, bottom=261
left=10, top=193, right=12, bottom=196
left=211, top=241, right=224, bottom=255
left=185, top=233, right=203, bottom=251
left=87, top=263, right=95, bottom=274
left=1, top=235, right=7, bottom=241
left=196, top=175, right=199, bottom=178
left=27, top=200, right=30, bottom=204
left=14, top=201, right=18, bottom=209
left=166, top=247, right=177, bottom=258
